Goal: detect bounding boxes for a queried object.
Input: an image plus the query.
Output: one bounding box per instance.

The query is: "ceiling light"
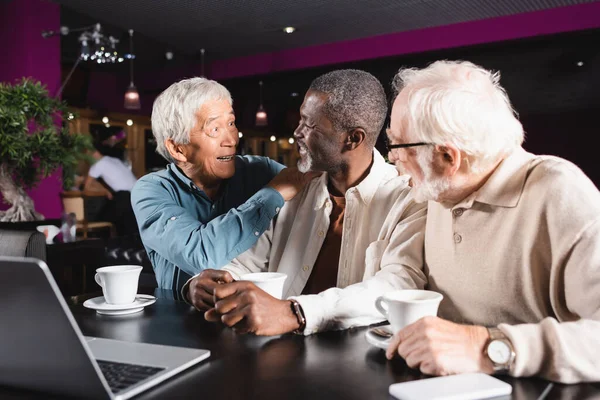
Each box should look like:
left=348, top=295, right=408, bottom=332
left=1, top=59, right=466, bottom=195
left=577, top=61, right=584, bottom=67
left=102, top=116, right=109, bottom=123
left=200, top=48, right=206, bottom=77
left=283, top=26, right=296, bottom=34
left=124, top=29, right=141, bottom=110
left=255, top=81, right=268, bottom=127
left=165, top=51, right=174, bottom=60
left=126, top=119, right=133, bottom=126
left=290, top=92, right=299, bottom=97
left=105, top=123, right=110, bottom=128
left=288, top=138, right=295, bottom=144
left=124, top=85, right=141, bottom=110
left=270, top=135, right=276, bottom=142
left=238, top=132, right=243, bottom=138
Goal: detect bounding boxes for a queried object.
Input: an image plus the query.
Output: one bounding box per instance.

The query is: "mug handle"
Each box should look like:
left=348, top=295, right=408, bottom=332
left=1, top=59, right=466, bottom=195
left=94, top=273, right=103, bottom=288
left=375, top=296, right=388, bottom=318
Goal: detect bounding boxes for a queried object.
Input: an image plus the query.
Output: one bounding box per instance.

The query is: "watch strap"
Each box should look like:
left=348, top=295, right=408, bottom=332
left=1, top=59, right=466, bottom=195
left=289, top=299, right=306, bottom=334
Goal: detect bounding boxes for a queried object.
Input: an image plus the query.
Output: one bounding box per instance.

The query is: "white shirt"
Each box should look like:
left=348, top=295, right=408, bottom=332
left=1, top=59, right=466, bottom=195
left=89, top=156, right=137, bottom=192
left=222, top=150, right=428, bottom=334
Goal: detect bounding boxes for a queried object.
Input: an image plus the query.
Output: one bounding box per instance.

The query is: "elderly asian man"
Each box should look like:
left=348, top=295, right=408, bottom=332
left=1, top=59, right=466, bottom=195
left=131, top=78, right=317, bottom=291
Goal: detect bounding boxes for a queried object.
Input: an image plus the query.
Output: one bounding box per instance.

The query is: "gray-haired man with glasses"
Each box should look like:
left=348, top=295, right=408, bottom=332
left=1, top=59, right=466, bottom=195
left=384, top=60, right=600, bottom=384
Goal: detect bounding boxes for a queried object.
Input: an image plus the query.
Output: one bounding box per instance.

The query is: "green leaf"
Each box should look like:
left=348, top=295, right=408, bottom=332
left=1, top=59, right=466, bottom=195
left=0, top=78, right=93, bottom=189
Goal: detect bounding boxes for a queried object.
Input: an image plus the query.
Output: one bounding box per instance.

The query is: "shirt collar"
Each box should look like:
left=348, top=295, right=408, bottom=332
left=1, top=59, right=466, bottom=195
left=353, top=149, right=391, bottom=205
left=167, top=163, right=225, bottom=199
left=469, top=147, right=534, bottom=208
left=168, top=163, right=196, bottom=191
left=314, top=149, right=394, bottom=209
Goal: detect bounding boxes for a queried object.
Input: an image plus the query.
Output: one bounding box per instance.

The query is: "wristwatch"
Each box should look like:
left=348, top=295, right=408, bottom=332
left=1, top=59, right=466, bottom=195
left=289, top=299, right=306, bottom=334
left=485, top=327, right=515, bottom=374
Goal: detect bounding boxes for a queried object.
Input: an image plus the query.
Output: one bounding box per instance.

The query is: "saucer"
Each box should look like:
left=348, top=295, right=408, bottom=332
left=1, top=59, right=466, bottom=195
left=365, top=324, right=393, bottom=350
left=83, top=294, right=156, bottom=316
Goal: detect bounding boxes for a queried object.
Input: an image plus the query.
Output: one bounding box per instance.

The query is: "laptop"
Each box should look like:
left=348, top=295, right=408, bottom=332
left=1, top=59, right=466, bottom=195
left=0, top=256, right=210, bottom=400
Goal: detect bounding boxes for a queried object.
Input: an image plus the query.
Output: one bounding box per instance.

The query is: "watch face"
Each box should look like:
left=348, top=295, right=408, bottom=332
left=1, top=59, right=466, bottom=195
left=488, top=340, right=511, bottom=364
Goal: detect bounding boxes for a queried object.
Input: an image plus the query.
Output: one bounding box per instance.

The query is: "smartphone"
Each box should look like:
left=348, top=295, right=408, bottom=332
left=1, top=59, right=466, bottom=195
left=389, top=373, right=512, bottom=400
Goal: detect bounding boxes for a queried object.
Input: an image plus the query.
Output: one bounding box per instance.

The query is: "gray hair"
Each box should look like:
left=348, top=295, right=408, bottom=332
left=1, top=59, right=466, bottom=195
left=309, top=69, right=387, bottom=148
left=151, top=77, right=233, bottom=163
left=392, top=60, right=524, bottom=173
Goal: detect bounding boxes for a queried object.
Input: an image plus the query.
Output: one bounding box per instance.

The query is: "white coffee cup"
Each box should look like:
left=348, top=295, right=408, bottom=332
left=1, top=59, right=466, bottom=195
left=95, top=265, right=143, bottom=305
left=375, top=290, right=443, bottom=333
left=239, top=272, right=287, bottom=299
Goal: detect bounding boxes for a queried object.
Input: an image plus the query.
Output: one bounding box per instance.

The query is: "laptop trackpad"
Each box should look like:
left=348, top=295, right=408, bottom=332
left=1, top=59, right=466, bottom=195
left=86, top=337, right=209, bottom=369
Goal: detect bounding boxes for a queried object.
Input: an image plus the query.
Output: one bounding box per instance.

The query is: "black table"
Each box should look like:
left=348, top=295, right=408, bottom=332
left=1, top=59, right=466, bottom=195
left=6, top=290, right=600, bottom=399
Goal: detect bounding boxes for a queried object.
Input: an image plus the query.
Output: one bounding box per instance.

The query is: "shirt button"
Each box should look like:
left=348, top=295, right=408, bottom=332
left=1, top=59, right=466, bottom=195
left=453, top=208, right=464, bottom=217
left=454, top=233, right=462, bottom=243
left=303, top=265, right=309, bottom=271
left=211, top=204, right=215, bottom=209
left=170, top=216, right=176, bottom=221
left=254, top=231, right=260, bottom=236
left=275, top=207, right=280, bottom=213
left=318, top=231, right=324, bottom=237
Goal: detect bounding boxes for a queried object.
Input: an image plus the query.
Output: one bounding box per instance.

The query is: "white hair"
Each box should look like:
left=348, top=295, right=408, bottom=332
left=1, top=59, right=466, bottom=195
left=393, top=60, right=524, bottom=173
left=151, top=77, right=233, bottom=163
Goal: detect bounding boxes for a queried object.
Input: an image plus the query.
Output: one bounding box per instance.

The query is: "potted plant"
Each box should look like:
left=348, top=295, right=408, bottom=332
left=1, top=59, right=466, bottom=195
left=0, top=78, right=92, bottom=222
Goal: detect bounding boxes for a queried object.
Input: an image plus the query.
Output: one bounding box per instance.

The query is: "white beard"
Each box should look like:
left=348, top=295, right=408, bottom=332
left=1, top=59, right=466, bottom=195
left=411, top=149, right=451, bottom=203
left=297, top=146, right=313, bottom=173
left=412, top=175, right=451, bottom=203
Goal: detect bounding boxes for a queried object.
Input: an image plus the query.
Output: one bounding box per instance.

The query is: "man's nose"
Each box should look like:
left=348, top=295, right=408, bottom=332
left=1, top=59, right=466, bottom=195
left=387, top=150, right=397, bottom=163
left=293, top=125, right=304, bottom=139
left=223, top=129, right=238, bottom=146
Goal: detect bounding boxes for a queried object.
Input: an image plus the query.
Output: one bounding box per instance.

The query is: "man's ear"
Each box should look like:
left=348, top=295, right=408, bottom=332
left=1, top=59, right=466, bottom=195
left=345, top=128, right=366, bottom=151
left=435, top=143, right=462, bottom=177
left=165, top=139, right=188, bottom=163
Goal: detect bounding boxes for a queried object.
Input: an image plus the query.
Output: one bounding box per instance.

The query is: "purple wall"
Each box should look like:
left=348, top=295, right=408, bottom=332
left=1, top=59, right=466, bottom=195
left=210, top=2, right=600, bottom=79
left=0, top=0, right=63, bottom=219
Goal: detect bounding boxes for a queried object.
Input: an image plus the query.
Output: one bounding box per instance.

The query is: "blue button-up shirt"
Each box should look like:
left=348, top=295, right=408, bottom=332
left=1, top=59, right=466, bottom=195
left=131, top=155, right=285, bottom=290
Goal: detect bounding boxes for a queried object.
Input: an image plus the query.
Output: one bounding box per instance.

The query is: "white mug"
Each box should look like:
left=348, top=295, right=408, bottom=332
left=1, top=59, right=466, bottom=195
left=239, top=272, right=287, bottom=299
left=375, top=290, right=443, bottom=333
left=95, top=265, right=143, bottom=305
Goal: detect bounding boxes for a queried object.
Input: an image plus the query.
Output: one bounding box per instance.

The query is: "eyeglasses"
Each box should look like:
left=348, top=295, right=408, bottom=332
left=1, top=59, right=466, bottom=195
left=386, top=142, right=432, bottom=150
left=385, top=138, right=433, bottom=162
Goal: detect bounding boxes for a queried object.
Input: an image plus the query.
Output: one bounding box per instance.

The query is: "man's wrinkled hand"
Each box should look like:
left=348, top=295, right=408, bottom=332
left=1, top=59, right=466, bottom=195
left=187, top=269, right=234, bottom=311
left=204, top=281, right=299, bottom=336
left=268, top=167, right=321, bottom=201
left=385, top=316, right=493, bottom=376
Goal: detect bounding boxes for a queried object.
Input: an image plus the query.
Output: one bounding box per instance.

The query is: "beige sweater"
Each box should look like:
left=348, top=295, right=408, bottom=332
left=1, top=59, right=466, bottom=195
left=425, top=148, right=600, bottom=383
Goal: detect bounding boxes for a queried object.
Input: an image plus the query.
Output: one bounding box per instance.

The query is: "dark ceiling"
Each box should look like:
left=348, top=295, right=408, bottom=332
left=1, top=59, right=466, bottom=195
left=55, top=0, right=595, bottom=65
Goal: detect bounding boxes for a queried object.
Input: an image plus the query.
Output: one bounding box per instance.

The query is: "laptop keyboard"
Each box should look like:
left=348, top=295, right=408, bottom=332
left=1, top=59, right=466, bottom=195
left=96, top=359, right=165, bottom=393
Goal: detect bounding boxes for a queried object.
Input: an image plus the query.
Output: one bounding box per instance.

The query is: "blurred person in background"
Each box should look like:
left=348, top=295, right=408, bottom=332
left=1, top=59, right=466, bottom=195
left=84, top=145, right=138, bottom=236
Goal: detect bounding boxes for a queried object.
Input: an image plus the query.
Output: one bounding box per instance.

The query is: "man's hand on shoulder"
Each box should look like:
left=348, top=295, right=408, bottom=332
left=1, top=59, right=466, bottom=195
left=187, top=269, right=234, bottom=311
left=204, top=281, right=300, bottom=336
left=268, top=167, right=321, bottom=201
